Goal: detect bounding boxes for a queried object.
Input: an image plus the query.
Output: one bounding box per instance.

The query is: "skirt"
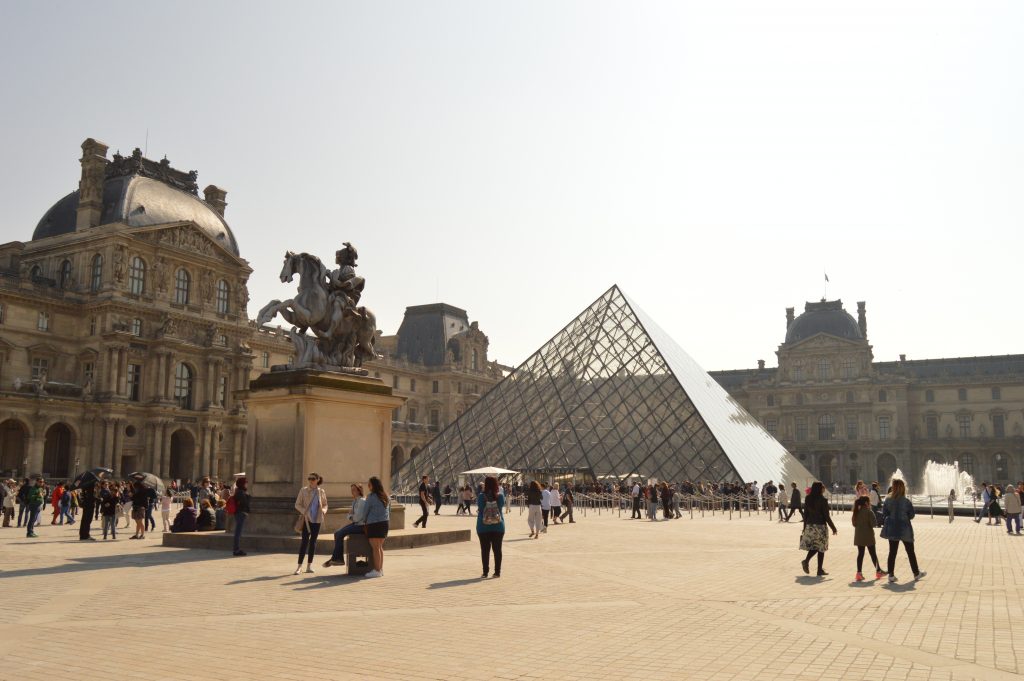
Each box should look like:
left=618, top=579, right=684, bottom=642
left=366, top=521, right=389, bottom=539
left=131, top=506, right=146, bottom=521
left=799, top=524, right=829, bottom=552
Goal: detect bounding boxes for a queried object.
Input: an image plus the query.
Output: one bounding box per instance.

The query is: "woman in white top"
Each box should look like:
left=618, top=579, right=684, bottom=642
left=549, top=486, right=562, bottom=525
left=777, top=485, right=788, bottom=522
left=160, top=490, right=173, bottom=532
left=293, top=473, right=328, bottom=575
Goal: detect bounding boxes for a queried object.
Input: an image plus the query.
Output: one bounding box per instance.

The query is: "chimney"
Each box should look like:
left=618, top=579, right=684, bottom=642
left=76, top=138, right=109, bottom=229
left=857, top=301, right=867, bottom=338
left=785, top=307, right=795, bottom=330
left=899, top=354, right=906, bottom=363
left=757, top=359, right=765, bottom=370
left=203, top=185, right=228, bottom=217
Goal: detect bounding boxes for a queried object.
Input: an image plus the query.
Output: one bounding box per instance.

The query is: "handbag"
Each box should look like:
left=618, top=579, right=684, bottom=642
left=294, top=513, right=307, bottom=535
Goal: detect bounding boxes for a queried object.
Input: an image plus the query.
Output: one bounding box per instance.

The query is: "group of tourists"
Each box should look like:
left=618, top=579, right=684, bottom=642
left=970, top=481, right=1024, bottom=533
left=796, top=478, right=926, bottom=584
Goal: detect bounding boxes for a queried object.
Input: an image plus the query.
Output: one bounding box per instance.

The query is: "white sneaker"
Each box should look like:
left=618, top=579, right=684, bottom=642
left=364, top=570, right=382, bottom=578
left=888, top=574, right=897, bottom=583
left=305, top=564, right=315, bottom=574
left=293, top=566, right=302, bottom=575
left=914, top=571, right=926, bottom=581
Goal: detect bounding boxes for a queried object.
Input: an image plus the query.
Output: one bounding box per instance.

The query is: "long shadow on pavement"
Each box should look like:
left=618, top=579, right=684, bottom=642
left=291, top=575, right=364, bottom=590
left=428, top=577, right=486, bottom=589
left=0, top=549, right=225, bottom=580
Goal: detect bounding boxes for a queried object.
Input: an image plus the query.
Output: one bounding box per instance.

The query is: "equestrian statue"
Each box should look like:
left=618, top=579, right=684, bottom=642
left=256, top=243, right=377, bottom=370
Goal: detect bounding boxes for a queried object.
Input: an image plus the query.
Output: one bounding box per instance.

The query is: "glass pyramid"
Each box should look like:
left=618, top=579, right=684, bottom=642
left=393, top=285, right=813, bottom=490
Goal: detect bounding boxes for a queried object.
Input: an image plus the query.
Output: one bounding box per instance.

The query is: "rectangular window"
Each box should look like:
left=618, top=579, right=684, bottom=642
left=926, top=415, right=938, bottom=439
left=846, top=417, right=858, bottom=441
left=37, top=311, right=50, bottom=332
left=841, top=358, right=856, bottom=379
left=795, top=417, right=807, bottom=442
left=925, top=389, right=934, bottom=402
left=127, top=363, right=141, bottom=401
left=131, top=318, right=142, bottom=336
left=392, top=375, right=399, bottom=389
left=392, top=407, right=400, bottom=421
left=765, top=418, right=778, bottom=437
left=958, top=388, right=967, bottom=401
left=430, top=409, right=440, bottom=430
left=31, top=357, right=48, bottom=380
left=817, top=359, right=830, bottom=380
left=792, top=366, right=803, bottom=382
left=218, top=375, right=228, bottom=406
left=89, top=317, right=97, bottom=335
left=878, top=416, right=891, bottom=440
left=958, top=414, right=970, bottom=438
left=992, top=387, right=1002, bottom=400
left=83, top=362, right=94, bottom=384
left=457, top=382, right=462, bottom=394
left=432, top=380, right=439, bottom=394
left=408, top=407, right=417, bottom=424
left=261, top=352, right=269, bottom=369
left=818, top=415, right=835, bottom=440
left=217, top=335, right=227, bottom=347
left=993, top=414, right=1005, bottom=439
left=410, top=378, right=416, bottom=392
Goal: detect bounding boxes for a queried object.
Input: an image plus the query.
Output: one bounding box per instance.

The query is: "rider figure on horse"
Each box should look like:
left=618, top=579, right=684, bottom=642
left=328, top=242, right=365, bottom=309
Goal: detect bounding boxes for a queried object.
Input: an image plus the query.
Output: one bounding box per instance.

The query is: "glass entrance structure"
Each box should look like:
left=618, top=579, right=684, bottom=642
left=393, top=286, right=813, bottom=490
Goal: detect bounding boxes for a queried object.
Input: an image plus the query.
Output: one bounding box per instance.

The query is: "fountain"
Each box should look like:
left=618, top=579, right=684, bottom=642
left=921, top=460, right=974, bottom=501
left=888, top=468, right=906, bottom=494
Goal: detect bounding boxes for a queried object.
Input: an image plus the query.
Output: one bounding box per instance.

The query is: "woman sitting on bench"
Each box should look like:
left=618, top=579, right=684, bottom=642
left=323, top=484, right=367, bottom=568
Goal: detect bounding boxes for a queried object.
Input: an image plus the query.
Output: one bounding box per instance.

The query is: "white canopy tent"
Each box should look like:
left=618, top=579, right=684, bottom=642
left=461, top=466, right=518, bottom=476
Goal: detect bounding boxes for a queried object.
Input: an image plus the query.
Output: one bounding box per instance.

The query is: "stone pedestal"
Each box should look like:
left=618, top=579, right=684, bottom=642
left=239, top=369, right=406, bottom=534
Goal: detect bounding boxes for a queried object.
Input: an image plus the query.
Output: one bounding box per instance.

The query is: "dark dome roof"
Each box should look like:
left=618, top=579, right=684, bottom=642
left=785, top=300, right=862, bottom=344
left=33, top=175, right=239, bottom=256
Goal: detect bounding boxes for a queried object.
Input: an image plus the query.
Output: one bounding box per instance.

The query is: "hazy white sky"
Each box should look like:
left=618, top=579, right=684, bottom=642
left=2, top=1, right=1022, bottom=371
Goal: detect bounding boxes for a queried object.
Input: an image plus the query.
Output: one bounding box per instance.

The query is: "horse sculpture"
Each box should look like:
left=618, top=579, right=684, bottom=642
left=256, top=250, right=378, bottom=370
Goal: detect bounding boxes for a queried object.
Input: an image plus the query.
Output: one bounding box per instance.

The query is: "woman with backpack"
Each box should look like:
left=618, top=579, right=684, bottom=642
left=881, top=478, right=926, bottom=583
left=476, top=475, right=505, bottom=578
left=799, top=482, right=837, bottom=577
left=851, top=495, right=884, bottom=582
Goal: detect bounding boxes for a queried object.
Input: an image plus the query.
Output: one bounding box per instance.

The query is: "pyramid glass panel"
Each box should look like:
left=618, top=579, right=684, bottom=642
left=393, top=286, right=813, bottom=490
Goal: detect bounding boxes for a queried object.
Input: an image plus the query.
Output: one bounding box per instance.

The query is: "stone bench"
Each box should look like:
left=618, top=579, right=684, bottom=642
left=345, top=534, right=372, bottom=576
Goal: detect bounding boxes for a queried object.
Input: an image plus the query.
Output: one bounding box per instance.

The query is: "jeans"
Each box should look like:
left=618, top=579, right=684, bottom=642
left=886, top=539, right=920, bottom=576
left=415, top=501, right=429, bottom=527
left=478, top=531, right=504, bottom=575
left=59, top=506, right=75, bottom=524
left=233, top=512, right=248, bottom=552
left=145, top=506, right=156, bottom=531
left=559, top=504, right=574, bottom=522
left=25, top=504, right=41, bottom=535
left=298, top=521, right=321, bottom=564
left=79, top=504, right=95, bottom=539
left=1006, top=513, right=1022, bottom=533
left=329, top=521, right=363, bottom=561
left=17, top=503, right=28, bottom=527
left=102, top=515, right=117, bottom=539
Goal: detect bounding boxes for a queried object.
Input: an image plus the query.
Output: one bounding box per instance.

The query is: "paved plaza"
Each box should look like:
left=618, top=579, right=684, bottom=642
left=1, top=506, right=1023, bottom=681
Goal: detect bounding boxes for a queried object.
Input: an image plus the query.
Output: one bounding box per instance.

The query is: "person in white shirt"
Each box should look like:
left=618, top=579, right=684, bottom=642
left=549, top=485, right=562, bottom=525
left=777, top=484, right=788, bottom=522
left=540, top=484, right=551, bottom=532
left=630, top=482, right=642, bottom=519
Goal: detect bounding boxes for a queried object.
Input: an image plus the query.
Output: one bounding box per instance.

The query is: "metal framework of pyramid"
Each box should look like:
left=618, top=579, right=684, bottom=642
left=393, top=285, right=813, bottom=490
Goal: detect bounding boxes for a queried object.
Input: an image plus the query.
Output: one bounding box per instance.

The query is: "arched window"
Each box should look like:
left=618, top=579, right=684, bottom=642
left=818, top=414, right=835, bottom=440
left=174, top=363, right=193, bottom=409
left=215, top=279, right=229, bottom=314
left=174, top=268, right=191, bottom=305
left=58, top=260, right=72, bottom=289
left=128, top=257, right=145, bottom=295
left=90, top=254, right=103, bottom=292
left=30, top=265, right=42, bottom=280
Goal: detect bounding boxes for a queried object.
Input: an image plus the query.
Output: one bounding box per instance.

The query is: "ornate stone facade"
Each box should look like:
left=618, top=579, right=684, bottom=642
left=0, top=139, right=503, bottom=484
left=711, top=299, right=1024, bottom=488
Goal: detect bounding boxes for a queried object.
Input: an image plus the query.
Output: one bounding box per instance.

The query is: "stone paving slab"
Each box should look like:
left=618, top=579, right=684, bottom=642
left=1, top=506, right=1022, bottom=680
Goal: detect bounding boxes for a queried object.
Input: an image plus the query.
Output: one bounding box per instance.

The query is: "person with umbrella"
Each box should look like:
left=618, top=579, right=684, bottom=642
left=130, top=480, right=151, bottom=539
left=25, top=476, right=45, bottom=538
left=79, top=480, right=98, bottom=541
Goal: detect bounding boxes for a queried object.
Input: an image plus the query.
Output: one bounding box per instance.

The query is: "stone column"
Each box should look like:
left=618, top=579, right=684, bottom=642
left=156, top=352, right=167, bottom=401
left=197, top=425, right=209, bottom=479
left=117, top=348, right=128, bottom=396
left=26, top=435, right=45, bottom=477
left=102, top=418, right=114, bottom=469
left=206, top=359, right=217, bottom=409
left=106, top=347, right=118, bottom=394
left=232, top=427, right=245, bottom=474
left=159, top=422, right=173, bottom=479
left=111, top=419, right=123, bottom=477
left=209, top=425, right=220, bottom=477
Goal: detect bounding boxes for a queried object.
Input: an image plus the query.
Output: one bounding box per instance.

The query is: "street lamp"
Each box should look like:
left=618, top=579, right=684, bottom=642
left=21, top=458, right=28, bottom=479
left=74, top=457, right=80, bottom=478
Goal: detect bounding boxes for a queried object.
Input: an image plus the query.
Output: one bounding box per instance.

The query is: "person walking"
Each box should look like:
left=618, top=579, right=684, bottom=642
left=16, top=478, right=30, bottom=527
left=947, top=489, right=956, bottom=524
left=477, top=475, right=505, bottom=578
left=293, top=473, right=328, bottom=575
left=869, top=483, right=883, bottom=526
left=786, top=482, right=803, bottom=522
left=540, top=483, right=552, bottom=531
left=852, top=496, right=884, bottom=581
left=630, top=481, right=642, bottom=519
left=363, top=476, right=390, bottom=579
left=549, top=484, right=562, bottom=525
left=2, top=480, right=14, bottom=527
left=799, top=482, right=837, bottom=577
left=777, top=483, right=788, bottom=522
left=432, top=480, right=442, bottom=516
left=232, top=476, right=251, bottom=556
left=129, top=482, right=150, bottom=539
left=526, top=480, right=543, bottom=538
left=160, top=490, right=173, bottom=532
left=974, top=483, right=992, bottom=524
left=323, top=483, right=366, bottom=568
left=1002, top=484, right=1022, bottom=535
left=413, top=475, right=431, bottom=528
left=25, top=477, right=45, bottom=538
left=99, top=482, right=118, bottom=539
left=559, top=486, right=575, bottom=523
left=881, top=478, right=926, bottom=583
left=78, top=482, right=97, bottom=541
